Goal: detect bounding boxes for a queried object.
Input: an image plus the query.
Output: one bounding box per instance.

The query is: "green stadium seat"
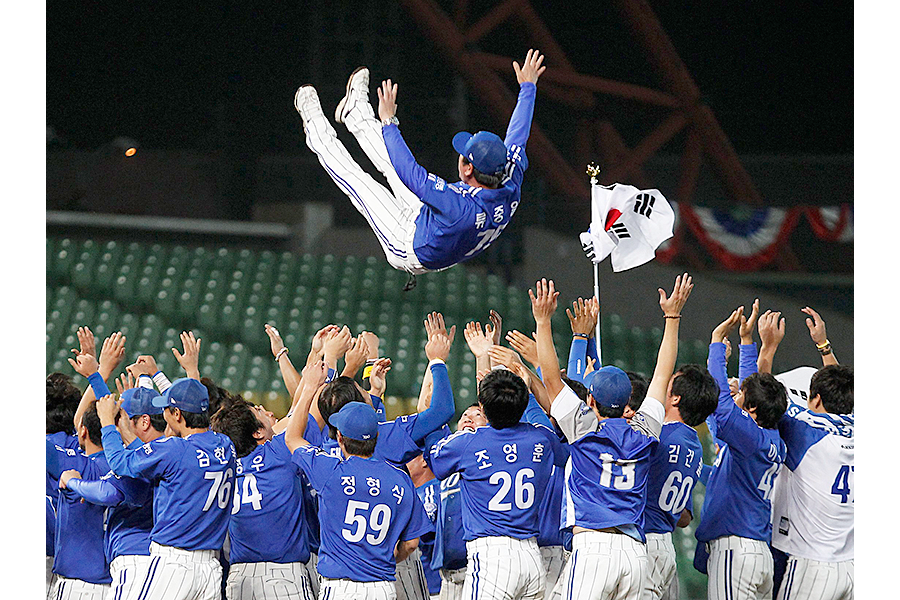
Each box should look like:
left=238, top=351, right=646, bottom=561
left=201, top=341, right=227, bottom=380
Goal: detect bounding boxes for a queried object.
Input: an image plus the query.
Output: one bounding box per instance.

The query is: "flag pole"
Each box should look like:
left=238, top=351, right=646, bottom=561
left=587, top=163, right=603, bottom=366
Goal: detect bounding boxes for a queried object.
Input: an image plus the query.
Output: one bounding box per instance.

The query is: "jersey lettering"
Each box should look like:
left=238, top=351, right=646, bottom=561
left=203, top=468, right=234, bottom=511
left=231, top=473, right=264, bottom=514
left=341, top=500, right=393, bottom=545
left=658, top=471, right=695, bottom=514
left=598, top=453, right=636, bottom=490
left=757, top=462, right=780, bottom=501
left=830, top=465, right=853, bottom=504
left=487, top=468, right=535, bottom=511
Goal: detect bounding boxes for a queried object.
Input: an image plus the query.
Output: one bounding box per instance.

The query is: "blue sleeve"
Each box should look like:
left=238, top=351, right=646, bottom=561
left=422, top=426, right=452, bottom=472
left=429, top=432, right=466, bottom=480
left=326, top=368, right=337, bottom=383
left=47, top=440, right=85, bottom=481
left=410, top=362, right=455, bottom=442
left=707, top=345, right=767, bottom=455
left=101, top=425, right=170, bottom=480
left=707, top=343, right=735, bottom=423
left=522, top=393, right=553, bottom=430
left=291, top=445, right=341, bottom=491
left=382, top=124, right=431, bottom=198
left=738, top=343, right=759, bottom=384
left=504, top=83, right=537, bottom=149
left=586, top=337, right=599, bottom=367
left=87, top=372, right=112, bottom=399
left=778, top=406, right=829, bottom=471
left=705, top=414, right=721, bottom=449
left=370, top=394, right=385, bottom=421
left=536, top=424, right=570, bottom=467
left=66, top=477, right=125, bottom=507
left=699, top=463, right=713, bottom=485
left=566, top=337, right=588, bottom=383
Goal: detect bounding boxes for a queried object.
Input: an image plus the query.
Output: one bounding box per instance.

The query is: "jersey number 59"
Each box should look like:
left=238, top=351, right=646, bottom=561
left=342, top=500, right=392, bottom=545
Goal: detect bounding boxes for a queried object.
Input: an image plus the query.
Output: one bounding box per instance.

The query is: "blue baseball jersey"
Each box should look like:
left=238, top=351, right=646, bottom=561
left=292, top=447, right=433, bottom=582
left=429, top=422, right=566, bottom=541
left=229, top=432, right=310, bottom=564
left=537, top=466, right=566, bottom=546
left=550, top=383, right=665, bottom=542
left=46, top=443, right=112, bottom=584
left=321, top=413, right=421, bottom=466
left=103, top=438, right=155, bottom=561
left=102, top=426, right=237, bottom=551
left=302, top=412, right=324, bottom=553
left=695, top=343, right=786, bottom=544
left=416, top=478, right=442, bottom=595
left=383, top=83, right=536, bottom=270
left=431, top=471, right=467, bottom=571
left=644, top=422, right=705, bottom=534
left=46, top=431, right=79, bottom=557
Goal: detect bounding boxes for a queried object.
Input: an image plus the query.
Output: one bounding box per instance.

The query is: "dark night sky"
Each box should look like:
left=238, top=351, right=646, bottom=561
left=46, top=0, right=853, bottom=156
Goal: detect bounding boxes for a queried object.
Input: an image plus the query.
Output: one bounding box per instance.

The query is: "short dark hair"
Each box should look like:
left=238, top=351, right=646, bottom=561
left=211, top=401, right=260, bottom=458
left=670, top=365, right=719, bottom=427
left=201, top=377, right=244, bottom=415
left=741, top=373, right=787, bottom=430
left=341, top=435, right=378, bottom=458
left=460, top=155, right=502, bottom=188
left=145, top=413, right=168, bottom=434
left=46, top=372, right=81, bottom=434
left=625, top=371, right=649, bottom=412
left=478, top=369, right=528, bottom=429
left=809, top=365, right=853, bottom=414
left=319, top=376, right=366, bottom=439
left=81, top=402, right=104, bottom=447
left=167, top=406, right=210, bottom=429
left=561, top=376, right=589, bottom=402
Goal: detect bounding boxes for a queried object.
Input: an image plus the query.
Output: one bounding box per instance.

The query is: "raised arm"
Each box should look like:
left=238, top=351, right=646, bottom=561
left=284, top=361, right=328, bottom=452
left=70, top=330, right=125, bottom=430
left=341, top=334, right=370, bottom=379
left=323, top=326, right=353, bottom=376
left=802, top=306, right=838, bottom=366
left=172, top=331, right=201, bottom=380
left=410, top=329, right=455, bottom=442
left=61, top=475, right=126, bottom=507
left=708, top=307, right=744, bottom=420
left=738, top=299, right=760, bottom=383
left=266, top=323, right=301, bottom=396
left=505, top=330, right=540, bottom=371
left=757, top=310, right=786, bottom=375
left=464, top=321, right=493, bottom=375
left=646, top=274, right=694, bottom=406
left=505, top=49, right=545, bottom=148
left=565, top=297, right=594, bottom=382
left=378, top=79, right=433, bottom=199
left=531, top=278, right=564, bottom=399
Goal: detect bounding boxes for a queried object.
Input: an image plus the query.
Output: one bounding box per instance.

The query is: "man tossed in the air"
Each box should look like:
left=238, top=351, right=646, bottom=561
left=294, top=49, right=545, bottom=287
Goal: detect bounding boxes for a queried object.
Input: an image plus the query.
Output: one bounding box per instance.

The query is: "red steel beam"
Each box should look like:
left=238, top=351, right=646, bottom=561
left=465, top=0, right=523, bottom=44
left=595, top=120, right=652, bottom=189
left=599, top=112, right=689, bottom=185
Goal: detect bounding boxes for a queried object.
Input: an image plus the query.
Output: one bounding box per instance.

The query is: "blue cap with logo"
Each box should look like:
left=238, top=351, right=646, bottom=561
left=587, top=366, right=632, bottom=410
left=452, top=130, right=507, bottom=176
left=152, top=377, right=209, bottom=413
left=121, top=387, right=165, bottom=418
left=329, top=402, right=379, bottom=441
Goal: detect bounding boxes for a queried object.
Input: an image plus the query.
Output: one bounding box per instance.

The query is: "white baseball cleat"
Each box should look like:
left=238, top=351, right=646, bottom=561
left=335, top=66, right=369, bottom=124
left=294, top=85, right=324, bottom=126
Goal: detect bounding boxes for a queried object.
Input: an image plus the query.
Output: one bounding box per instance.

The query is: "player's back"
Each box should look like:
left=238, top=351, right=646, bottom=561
left=565, top=417, right=658, bottom=538
left=644, top=422, right=704, bottom=534
left=54, top=449, right=112, bottom=584
left=432, top=471, right=467, bottom=571
left=103, top=467, right=154, bottom=561
left=298, top=450, right=430, bottom=582
left=143, top=431, right=236, bottom=551
left=46, top=432, right=79, bottom=557
left=431, top=423, right=560, bottom=540
left=228, top=432, right=309, bottom=565
left=772, top=405, right=854, bottom=561
left=322, top=414, right=421, bottom=466
left=695, top=420, right=785, bottom=543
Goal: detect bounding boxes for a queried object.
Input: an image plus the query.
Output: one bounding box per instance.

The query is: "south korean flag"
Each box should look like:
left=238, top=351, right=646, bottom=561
left=580, top=182, right=675, bottom=272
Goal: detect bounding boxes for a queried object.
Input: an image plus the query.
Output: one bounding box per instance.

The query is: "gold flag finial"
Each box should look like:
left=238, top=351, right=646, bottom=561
left=586, top=163, right=600, bottom=185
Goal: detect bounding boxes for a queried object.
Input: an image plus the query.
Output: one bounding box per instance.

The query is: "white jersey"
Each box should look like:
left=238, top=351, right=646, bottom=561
left=772, top=402, right=854, bottom=562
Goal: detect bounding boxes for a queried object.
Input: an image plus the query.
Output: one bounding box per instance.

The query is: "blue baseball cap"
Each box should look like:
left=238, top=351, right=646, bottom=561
left=587, top=366, right=632, bottom=410
left=329, top=402, right=379, bottom=441
left=152, top=377, right=209, bottom=413
left=121, top=387, right=165, bottom=418
left=452, top=130, right=507, bottom=175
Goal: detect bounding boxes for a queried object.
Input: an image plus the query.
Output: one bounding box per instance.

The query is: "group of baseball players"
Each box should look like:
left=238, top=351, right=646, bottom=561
left=46, top=50, right=852, bottom=600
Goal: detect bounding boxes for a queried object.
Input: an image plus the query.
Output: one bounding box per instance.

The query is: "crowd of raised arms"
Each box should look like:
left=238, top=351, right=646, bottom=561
left=46, top=273, right=854, bottom=600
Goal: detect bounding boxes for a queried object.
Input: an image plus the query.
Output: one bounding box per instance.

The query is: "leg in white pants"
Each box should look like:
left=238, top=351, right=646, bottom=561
left=539, top=546, right=568, bottom=600
left=106, top=555, right=152, bottom=600
left=132, top=542, right=223, bottom=600
left=438, top=567, right=466, bottom=600
left=776, top=556, right=853, bottom=600
left=707, top=536, right=773, bottom=600
left=394, top=548, right=430, bottom=600
left=299, top=90, right=425, bottom=274
left=319, top=578, right=396, bottom=600
left=46, top=575, right=110, bottom=600
left=559, top=531, right=648, bottom=600
left=303, top=552, right=320, bottom=599
left=462, top=536, right=545, bottom=600
left=643, top=533, right=677, bottom=600
left=225, top=561, right=313, bottom=600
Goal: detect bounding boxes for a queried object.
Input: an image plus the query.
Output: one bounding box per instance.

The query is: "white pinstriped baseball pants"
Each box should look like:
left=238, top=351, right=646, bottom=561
left=642, top=532, right=677, bottom=600
left=539, top=546, right=569, bottom=600
left=46, top=575, right=110, bottom=600
left=303, top=552, right=320, bottom=599
left=463, top=536, right=545, bottom=600
left=559, top=531, right=648, bottom=600
left=438, top=567, right=466, bottom=600
left=775, top=556, right=853, bottom=600
left=707, top=536, right=773, bottom=600
left=394, top=548, right=430, bottom=600
left=118, top=542, right=222, bottom=600
left=225, top=561, right=315, bottom=600
left=319, top=577, right=396, bottom=600
left=302, top=89, right=428, bottom=275
left=106, top=555, right=152, bottom=600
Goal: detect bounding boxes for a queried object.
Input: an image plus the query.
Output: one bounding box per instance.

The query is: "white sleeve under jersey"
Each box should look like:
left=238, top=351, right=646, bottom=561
left=771, top=405, right=854, bottom=562
left=550, top=383, right=598, bottom=443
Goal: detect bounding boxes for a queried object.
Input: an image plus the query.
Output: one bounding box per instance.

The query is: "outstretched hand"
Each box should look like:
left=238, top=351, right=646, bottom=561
left=758, top=310, right=786, bottom=348
left=424, top=312, right=456, bottom=346
left=172, top=331, right=202, bottom=380
left=377, top=79, right=398, bottom=123
left=529, top=278, right=559, bottom=323
left=712, top=306, right=744, bottom=344
left=739, top=299, right=760, bottom=344
left=513, top=49, right=546, bottom=85
left=659, top=273, right=693, bottom=317
left=505, top=330, right=539, bottom=367
left=98, top=332, right=126, bottom=379
left=464, top=321, right=493, bottom=359
left=801, top=306, right=828, bottom=346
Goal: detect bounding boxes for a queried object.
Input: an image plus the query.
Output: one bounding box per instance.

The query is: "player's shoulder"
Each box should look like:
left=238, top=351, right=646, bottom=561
left=433, top=427, right=478, bottom=453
